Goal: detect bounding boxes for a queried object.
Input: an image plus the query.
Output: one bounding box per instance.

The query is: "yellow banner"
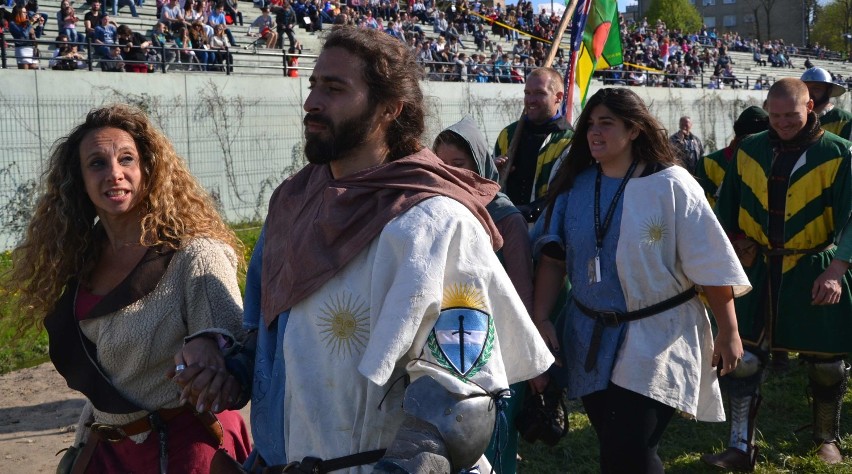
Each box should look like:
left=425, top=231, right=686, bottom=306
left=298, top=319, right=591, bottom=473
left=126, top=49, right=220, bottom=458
left=467, top=11, right=569, bottom=46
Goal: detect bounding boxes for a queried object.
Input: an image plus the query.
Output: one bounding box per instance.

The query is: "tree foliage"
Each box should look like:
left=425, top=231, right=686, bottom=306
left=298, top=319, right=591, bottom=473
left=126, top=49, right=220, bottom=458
left=645, top=0, right=702, bottom=33
left=811, top=0, right=852, bottom=53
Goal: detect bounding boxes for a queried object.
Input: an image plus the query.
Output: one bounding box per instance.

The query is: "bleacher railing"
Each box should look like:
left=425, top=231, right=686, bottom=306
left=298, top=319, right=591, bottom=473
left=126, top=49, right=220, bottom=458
left=0, top=36, right=315, bottom=76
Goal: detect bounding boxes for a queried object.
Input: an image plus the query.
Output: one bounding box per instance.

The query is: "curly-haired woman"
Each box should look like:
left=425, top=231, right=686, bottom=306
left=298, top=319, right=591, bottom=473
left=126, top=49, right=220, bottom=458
left=7, top=104, right=251, bottom=473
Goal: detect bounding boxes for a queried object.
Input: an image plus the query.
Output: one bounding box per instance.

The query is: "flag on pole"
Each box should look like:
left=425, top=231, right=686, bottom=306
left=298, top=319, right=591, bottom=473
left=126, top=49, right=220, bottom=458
left=563, top=0, right=623, bottom=122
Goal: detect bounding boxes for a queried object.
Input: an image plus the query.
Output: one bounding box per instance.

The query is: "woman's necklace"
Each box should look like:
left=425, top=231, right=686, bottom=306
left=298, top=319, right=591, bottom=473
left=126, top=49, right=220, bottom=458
left=590, top=159, right=639, bottom=284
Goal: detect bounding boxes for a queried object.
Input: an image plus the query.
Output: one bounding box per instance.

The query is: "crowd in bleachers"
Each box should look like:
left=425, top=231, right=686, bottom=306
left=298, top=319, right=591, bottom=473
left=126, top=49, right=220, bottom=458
left=2, top=0, right=852, bottom=87
left=0, top=0, right=325, bottom=72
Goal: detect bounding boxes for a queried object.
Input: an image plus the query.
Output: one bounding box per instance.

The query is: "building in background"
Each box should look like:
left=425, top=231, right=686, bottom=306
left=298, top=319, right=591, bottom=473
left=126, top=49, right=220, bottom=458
left=634, top=0, right=806, bottom=46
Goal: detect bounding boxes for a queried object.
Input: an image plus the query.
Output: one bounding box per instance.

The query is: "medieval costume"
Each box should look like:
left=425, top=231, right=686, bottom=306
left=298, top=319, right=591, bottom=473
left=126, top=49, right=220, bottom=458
left=241, top=149, right=553, bottom=472
left=45, top=238, right=251, bottom=472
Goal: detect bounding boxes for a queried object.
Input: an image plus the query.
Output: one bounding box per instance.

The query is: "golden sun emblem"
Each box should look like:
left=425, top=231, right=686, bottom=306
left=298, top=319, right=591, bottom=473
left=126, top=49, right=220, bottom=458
left=317, top=293, right=370, bottom=358
left=443, top=283, right=487, bottom=311
left=642, top=216, right=668, bottom=246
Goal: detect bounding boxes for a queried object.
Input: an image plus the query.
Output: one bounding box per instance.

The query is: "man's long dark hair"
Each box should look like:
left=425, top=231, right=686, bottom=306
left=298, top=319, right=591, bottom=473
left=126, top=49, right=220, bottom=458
left=544, top=88, right=680, bottom=228
left=322, top=26, right=426, bottom=161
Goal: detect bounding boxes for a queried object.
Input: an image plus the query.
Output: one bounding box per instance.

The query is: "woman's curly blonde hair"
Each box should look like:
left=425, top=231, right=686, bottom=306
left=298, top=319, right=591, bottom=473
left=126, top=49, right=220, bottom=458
left=7, top=104, right=243, bottom=327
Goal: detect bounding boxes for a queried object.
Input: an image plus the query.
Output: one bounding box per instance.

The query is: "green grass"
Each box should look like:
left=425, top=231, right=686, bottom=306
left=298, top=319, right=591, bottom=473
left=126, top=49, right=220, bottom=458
left=518, top=362, right=852, bottom=472
left=3, top=229, right=852, bottom=472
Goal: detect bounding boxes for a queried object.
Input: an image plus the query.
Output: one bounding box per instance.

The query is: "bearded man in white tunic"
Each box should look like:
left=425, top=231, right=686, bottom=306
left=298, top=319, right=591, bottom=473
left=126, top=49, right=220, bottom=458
left=186, top=26, right=555, bottom=474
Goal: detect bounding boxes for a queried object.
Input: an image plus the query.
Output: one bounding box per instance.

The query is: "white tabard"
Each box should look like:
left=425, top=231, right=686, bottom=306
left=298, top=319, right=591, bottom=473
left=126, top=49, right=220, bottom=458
left=280, top=196, right=554, bottom=471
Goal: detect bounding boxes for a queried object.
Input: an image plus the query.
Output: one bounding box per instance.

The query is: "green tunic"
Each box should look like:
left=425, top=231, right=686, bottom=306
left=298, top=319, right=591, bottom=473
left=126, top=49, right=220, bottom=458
left=820, top=107, right=852, bottom=141
left=494, top=120, right=573, bottom=203
left=716, top=130, right=852, bottom=354
left=696, top=147, right=730, bottom=207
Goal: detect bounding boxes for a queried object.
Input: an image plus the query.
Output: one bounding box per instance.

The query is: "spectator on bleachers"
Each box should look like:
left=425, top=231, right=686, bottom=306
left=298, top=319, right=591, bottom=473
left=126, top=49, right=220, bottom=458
left=248, top=6, right=277, bottom=49
left=272, top=0, right=295, bottom=49
left=185, top=0, right=205, bottom=23
left=451, top=51, right=467, bottom=82
left=223, top=0, right=241, bottom=25
left=55, top=0, right=67, bottom=31
left=398, top=11, right=422, bottom=38
left=111, top=0, right=138, bottom=17
left=493, top=52, right=510, bottom=83
left=721, top=63, right=740, bottom=88
left=189, top=19, right=214, bottom=68
left=707, top=74, right=722, bottom=89
left=173, top=24, right=197, bottom=65
left=50, top=33, right=85, bottom=69
left=753, top=49, right=766, bottom=67
left=83, top=0, right=103, bottom=42
left=432, top=10, right=445, bottom=34
left=116, top=23, right=150, bottom=72
left=714, top=46, right=733, bottom=75
left=161, top=0, right=185, bottom=31
left=59, top=2, right=79, bottom=43
left=384, top=19, right=403, bottom=41
left=207, top=2, right=236, bottom=45
left=472, top=22, right=491, bottom=52
left=99, top=43, right=125, bottom=70
left=25, top=0, right=46, bottom=38
left=303, top=0, right=320, bottom=33
left=93, top=12, right=117, bottom=56
left=149, top=20, right=175, bottom=64
left=209, top=22, right=232, bottom=71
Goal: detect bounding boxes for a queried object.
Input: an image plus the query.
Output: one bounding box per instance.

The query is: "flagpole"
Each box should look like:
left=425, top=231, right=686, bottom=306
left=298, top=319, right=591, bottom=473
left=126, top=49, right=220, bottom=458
left=498, top=0, right=581, bottom=189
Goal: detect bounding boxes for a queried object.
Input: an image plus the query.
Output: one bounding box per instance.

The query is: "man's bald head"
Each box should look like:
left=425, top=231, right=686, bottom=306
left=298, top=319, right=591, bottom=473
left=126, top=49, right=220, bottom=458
left=766, top=78, right=814, bottom=141
left=767, top=78, right=810, bottom=107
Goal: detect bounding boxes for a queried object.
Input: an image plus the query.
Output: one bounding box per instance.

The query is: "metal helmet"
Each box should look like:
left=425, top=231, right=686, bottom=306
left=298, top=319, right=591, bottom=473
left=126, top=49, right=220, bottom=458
left=801, top=67, right=846, bottom=97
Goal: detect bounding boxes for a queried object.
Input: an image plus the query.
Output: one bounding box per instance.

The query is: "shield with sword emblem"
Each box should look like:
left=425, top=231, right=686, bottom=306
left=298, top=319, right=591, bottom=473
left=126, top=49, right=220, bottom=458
left=428, top=306, right=493, bottom=379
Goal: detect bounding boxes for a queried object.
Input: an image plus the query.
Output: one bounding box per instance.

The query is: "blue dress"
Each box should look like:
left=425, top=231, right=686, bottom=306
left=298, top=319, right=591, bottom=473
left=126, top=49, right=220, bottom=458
left=534, top=166, right=629, bottom=399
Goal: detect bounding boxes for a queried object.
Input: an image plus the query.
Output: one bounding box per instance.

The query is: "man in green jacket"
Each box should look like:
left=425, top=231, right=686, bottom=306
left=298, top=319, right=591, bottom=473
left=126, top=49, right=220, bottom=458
left=494, top=67, right=572, bottom=220
left=703, top=78, right=852, bottom=471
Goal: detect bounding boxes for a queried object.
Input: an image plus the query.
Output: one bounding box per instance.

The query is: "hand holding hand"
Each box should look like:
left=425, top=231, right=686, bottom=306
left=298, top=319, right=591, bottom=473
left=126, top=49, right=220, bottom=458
left=169, top=337, right=239, bottom=413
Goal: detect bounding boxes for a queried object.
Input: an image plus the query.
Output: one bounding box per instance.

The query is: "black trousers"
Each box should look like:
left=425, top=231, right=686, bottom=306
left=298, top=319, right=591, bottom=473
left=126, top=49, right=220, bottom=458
left=582, top=383, right=676, bottom=474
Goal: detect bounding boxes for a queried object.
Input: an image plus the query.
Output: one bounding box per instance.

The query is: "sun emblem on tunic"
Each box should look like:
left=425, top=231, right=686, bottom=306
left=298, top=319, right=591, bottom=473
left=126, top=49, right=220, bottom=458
left=642, top=216, right=668, bottom=246
left=317, top=293, right=370, bottom=358
left=443, top=283, right=487, bottom=311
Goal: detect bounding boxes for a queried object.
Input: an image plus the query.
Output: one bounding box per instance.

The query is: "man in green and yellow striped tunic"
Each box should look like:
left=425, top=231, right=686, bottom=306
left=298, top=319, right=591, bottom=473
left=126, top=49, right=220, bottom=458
left=696, top=106, right=768, bottom=207
left=703, top=78, right=852, bottom=471
left=493, top=67, right=572, bottom=219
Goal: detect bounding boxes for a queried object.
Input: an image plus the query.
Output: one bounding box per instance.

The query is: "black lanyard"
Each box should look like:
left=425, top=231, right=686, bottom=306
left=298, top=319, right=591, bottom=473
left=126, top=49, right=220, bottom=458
left=594, top=159, right=639, bottom=252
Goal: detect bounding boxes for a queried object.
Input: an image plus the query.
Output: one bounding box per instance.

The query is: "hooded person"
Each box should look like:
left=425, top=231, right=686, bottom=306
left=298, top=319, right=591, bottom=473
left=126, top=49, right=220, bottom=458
left=433, top=116, right=537, bottom=473
left=696, top=105, right=769, bottom=207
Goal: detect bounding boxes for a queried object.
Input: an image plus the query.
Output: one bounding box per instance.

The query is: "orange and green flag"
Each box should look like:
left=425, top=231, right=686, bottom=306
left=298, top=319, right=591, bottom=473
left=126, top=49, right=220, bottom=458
left=564, top=0, right=623, bottom=122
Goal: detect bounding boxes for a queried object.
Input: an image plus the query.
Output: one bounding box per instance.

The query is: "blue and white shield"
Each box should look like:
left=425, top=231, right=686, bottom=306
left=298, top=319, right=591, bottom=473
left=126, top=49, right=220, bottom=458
left=431, top=307, right=491, bottom=377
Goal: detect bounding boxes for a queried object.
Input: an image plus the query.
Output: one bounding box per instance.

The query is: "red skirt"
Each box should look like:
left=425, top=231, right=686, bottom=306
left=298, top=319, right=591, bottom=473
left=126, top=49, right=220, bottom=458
left=85, top=410, right=251, bottom=473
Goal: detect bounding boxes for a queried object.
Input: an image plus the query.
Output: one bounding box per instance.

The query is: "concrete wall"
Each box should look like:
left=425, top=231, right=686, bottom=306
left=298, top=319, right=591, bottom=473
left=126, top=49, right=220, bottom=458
left=0, top=70, right=773, bottom=250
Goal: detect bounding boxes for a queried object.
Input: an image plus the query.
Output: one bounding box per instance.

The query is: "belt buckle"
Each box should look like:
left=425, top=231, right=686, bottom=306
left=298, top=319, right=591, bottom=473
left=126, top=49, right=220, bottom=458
left=599, top=311, right=621, bottom=327
left=89, top=422, right=127, bottom=443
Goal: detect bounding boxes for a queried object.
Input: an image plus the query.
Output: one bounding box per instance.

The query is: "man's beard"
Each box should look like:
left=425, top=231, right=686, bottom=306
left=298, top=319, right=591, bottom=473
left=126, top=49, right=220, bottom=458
left=303, top=107, right=378, bottom=165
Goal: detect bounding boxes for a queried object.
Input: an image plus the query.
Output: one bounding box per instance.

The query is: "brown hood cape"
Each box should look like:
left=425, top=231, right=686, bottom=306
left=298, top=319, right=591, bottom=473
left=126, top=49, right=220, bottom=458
left=260, top=147, right=503, bottom=327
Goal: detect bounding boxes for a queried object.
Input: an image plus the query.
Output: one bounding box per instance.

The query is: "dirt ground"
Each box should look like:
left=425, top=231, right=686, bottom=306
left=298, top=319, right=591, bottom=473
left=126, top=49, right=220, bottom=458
left=0, top=363, right=252, bottom=474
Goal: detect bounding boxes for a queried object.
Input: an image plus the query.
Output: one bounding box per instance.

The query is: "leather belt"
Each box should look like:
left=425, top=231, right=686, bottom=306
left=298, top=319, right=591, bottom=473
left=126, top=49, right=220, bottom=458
left=759, top=242, right=835, bottom=257
left=261, top=449, right=387, bottom=474
left=575, top=286, right=698, bottom=372
left=88, top=405, right=188, bottom=442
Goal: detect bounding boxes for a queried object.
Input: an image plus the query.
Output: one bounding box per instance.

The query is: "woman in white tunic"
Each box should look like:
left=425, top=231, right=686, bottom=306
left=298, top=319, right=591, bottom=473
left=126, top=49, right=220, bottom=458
left=532, top=88, right=751, bottom=473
